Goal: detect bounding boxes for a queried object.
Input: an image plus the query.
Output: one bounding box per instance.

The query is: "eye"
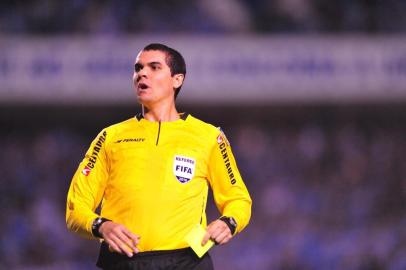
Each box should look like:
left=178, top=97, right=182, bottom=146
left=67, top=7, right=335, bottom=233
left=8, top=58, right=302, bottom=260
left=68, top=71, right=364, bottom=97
left=151, top=64, right=161, bottom=71
left=134, top=64, right=142, bottom=72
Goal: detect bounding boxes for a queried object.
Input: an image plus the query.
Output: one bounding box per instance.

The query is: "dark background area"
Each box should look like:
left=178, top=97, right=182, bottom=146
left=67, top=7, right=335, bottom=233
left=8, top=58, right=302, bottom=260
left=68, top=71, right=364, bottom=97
left=1, top=104, right=406, bottom=269
left=1, top=0, right=406, bottom=269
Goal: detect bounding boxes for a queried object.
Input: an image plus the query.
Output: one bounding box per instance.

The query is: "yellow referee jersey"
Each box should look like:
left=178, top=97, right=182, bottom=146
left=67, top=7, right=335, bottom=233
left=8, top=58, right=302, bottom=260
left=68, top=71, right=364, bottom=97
left=66, top=113, right=252, bottom=252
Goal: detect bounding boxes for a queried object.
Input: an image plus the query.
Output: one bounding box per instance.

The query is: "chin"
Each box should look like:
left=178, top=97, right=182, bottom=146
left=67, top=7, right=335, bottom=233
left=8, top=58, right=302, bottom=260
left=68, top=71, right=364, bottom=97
left=137, top=96, right=153, bottom=106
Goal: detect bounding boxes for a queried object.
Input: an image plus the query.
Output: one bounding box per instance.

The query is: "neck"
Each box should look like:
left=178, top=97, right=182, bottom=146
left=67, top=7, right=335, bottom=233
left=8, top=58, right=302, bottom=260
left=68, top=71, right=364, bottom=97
left=142, top=103, right=179, bottom=122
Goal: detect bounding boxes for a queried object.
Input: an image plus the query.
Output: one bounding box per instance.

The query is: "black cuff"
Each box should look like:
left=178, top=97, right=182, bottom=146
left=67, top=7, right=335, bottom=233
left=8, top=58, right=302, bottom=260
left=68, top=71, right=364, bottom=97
left=219, top=216, right=237, bottom=235
left=92, top=217, right=111, bottom=238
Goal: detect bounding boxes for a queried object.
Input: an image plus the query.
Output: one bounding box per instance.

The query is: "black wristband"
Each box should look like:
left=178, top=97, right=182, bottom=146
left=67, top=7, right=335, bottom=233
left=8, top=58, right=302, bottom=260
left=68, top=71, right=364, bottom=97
left=219, top=216, right=237, bottom=235
left=91, top=217, right=111, bottom=238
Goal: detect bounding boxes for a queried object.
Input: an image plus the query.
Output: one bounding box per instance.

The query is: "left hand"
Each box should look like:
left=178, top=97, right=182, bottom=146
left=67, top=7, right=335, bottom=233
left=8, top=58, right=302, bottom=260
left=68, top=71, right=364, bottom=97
left=201, top=219, right=233, bottom=246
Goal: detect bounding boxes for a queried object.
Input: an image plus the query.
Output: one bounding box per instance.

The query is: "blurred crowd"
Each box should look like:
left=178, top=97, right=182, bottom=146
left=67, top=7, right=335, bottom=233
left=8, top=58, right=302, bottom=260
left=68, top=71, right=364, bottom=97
left=0, top=107, right=405, bottom=270
left=1, top=0, right=406, bottom=34
left=1, top=1, right=405, bottom=269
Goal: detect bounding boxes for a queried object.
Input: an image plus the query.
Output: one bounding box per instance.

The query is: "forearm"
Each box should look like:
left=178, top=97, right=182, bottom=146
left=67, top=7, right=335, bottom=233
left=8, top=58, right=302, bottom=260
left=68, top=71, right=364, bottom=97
left=66, top=201, right=99, bottom=239
left=221, top=198, right=252, bottom=234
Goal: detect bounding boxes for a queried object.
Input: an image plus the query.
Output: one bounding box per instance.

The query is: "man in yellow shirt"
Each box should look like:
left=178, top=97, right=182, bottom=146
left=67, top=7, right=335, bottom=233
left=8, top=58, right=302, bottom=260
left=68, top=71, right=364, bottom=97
left=66, top=43, right=252, bottom=270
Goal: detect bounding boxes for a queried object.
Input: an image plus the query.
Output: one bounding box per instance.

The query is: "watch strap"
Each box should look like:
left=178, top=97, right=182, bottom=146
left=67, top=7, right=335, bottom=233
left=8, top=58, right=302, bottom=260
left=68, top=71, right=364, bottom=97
left=91, top=217, right=111, bottom=238
left=219, top=216, right=237, bottom=235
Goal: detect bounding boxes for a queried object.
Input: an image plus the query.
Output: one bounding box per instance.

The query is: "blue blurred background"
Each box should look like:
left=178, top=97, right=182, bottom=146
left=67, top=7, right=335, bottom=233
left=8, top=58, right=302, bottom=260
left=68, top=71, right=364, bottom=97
left=1, top=1, right=406, bottom=269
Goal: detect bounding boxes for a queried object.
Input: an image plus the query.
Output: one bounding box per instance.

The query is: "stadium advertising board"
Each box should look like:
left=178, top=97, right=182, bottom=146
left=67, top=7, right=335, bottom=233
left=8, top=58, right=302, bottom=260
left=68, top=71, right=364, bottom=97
left=0, top=36, right=405, bottom=104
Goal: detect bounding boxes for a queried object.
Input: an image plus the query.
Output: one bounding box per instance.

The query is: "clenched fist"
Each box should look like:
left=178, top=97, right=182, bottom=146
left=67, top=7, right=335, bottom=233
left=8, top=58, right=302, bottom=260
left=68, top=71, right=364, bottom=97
left=201, top=219, right=233, bottom=246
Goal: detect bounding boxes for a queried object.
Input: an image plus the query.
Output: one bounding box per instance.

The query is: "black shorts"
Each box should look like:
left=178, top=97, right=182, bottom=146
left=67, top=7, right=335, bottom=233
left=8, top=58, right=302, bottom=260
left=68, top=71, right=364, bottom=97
left=96, top=242, right=214, bottom=270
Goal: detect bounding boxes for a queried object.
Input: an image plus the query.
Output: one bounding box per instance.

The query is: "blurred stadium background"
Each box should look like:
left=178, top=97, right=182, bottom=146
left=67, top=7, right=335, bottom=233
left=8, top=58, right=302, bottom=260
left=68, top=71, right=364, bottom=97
left=1, top=1, right=406, bottom=269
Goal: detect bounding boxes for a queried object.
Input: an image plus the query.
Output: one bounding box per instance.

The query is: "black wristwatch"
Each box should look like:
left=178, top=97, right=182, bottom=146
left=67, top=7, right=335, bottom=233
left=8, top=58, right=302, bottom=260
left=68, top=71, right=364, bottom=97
left=219, top=216, right=237, bottom=235
left=91, top=217, right=111, bottom=238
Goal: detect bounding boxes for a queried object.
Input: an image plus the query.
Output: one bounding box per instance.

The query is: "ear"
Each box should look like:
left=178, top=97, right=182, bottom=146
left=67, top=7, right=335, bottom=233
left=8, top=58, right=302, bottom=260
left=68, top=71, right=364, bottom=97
left=172, top=74, right=184, bottom=89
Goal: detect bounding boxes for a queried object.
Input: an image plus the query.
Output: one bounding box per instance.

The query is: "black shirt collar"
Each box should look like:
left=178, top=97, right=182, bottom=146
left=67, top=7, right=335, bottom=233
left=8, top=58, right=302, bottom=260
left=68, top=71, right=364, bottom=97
left=135, top=112, right=189, bottom=121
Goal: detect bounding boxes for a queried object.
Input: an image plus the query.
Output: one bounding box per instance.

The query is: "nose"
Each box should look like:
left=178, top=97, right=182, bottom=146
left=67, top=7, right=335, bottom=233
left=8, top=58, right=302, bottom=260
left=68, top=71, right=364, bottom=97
left=136, top=68, right=147, bottom=82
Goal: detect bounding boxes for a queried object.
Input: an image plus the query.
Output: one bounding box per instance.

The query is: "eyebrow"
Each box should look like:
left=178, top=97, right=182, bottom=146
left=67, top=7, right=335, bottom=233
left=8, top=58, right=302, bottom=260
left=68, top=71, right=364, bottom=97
left=148, top=61, right=162, bottom=68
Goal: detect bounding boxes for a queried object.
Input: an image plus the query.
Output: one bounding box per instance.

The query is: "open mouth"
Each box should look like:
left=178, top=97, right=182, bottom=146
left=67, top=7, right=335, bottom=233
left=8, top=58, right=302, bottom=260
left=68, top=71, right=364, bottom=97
left=138, top=83, right=149, bottom=90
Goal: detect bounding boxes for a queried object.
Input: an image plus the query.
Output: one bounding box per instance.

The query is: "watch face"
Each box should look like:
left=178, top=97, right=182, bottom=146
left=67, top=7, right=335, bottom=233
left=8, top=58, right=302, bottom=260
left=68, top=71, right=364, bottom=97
left=229, top=217, right=237, bottom=227
left=93, top=218, right=101, bottom=228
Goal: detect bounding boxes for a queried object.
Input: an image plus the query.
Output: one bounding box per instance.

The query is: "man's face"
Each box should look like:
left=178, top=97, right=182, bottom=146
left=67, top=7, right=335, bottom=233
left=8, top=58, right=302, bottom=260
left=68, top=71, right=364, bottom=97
left=133, top=50, right=182, bottom=107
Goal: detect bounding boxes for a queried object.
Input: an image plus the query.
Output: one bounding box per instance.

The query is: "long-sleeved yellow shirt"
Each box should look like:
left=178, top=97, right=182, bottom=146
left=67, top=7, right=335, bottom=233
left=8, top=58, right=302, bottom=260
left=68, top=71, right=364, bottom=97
left=66, top=113, right=252, bottom=252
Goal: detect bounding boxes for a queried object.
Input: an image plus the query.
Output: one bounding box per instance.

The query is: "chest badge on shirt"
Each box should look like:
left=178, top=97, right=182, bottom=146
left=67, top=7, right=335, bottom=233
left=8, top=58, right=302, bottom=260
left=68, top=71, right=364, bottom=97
left=173, top=155, right=196, bottom=183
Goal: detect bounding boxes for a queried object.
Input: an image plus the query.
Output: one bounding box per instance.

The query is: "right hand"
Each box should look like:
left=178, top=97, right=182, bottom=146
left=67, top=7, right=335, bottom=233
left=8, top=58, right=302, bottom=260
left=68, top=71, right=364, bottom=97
left=99, top=221, right=140, bottom=257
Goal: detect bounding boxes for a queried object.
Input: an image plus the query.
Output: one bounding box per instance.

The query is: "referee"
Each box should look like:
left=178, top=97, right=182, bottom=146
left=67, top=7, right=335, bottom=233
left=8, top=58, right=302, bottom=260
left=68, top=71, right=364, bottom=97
left=66, top=43, right=252, bottom=270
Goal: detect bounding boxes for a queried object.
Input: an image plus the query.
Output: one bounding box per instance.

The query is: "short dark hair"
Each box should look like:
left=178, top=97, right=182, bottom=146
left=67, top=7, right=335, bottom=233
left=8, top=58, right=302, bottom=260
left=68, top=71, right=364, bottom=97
left=143, top=43, right=186, bottom=99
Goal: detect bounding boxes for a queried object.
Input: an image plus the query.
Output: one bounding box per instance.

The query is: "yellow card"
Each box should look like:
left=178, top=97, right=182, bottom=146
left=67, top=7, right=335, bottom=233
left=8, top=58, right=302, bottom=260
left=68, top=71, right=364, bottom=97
left=185, top=224, right=214, bottom=258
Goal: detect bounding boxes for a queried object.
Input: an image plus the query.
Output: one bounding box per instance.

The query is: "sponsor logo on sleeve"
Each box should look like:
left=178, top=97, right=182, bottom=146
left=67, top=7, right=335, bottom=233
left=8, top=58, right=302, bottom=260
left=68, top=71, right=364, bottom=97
left=82, top=130, right=107, bottom=176
left=218, top=141, right=237, bottom=185
left=217, top=134, right=224, bottom=144
left=217, top=127, right=230, bottom=146
left=216, top=127, right=235, bottom=184
left=82, top=166, right=91, bottom=176
left=173, top=155, right=196, bottom=183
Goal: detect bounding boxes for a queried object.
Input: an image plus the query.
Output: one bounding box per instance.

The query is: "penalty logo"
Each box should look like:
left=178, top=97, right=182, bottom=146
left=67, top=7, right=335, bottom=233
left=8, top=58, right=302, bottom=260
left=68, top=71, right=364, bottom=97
left=173, top=155, right=196, bottom=183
